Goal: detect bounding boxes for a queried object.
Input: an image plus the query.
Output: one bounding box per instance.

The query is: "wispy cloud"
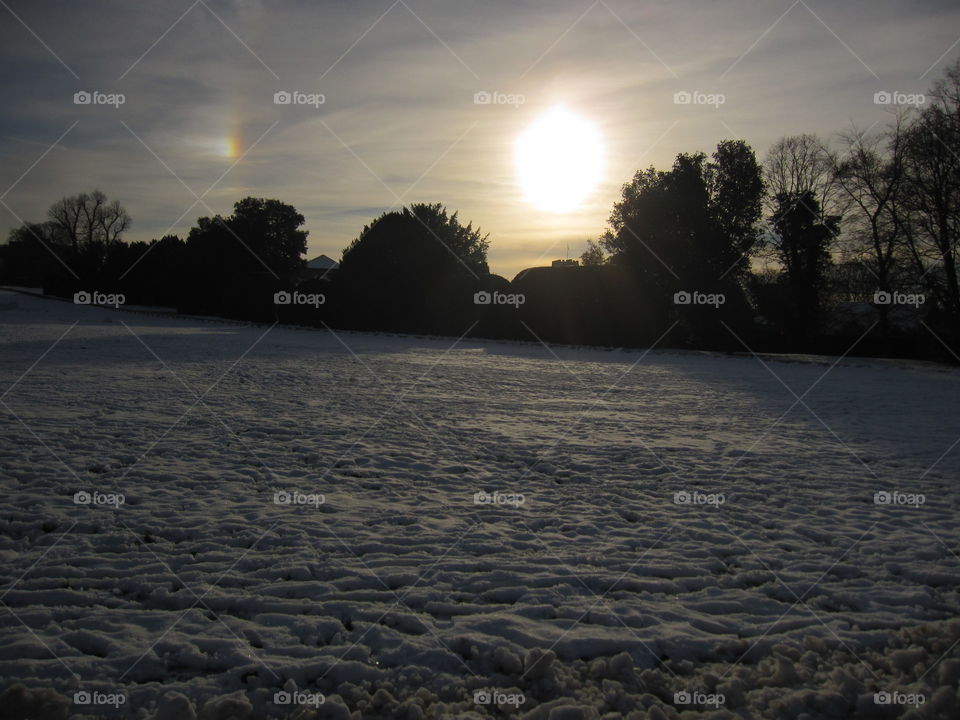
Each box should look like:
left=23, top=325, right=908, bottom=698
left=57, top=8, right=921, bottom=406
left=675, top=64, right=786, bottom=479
left=0, top=0, right=957, bottom=278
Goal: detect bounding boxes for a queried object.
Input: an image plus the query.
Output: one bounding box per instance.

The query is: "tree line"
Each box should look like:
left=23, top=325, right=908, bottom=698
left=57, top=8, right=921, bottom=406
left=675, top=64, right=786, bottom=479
left=2, top=60, right=958, bottom=362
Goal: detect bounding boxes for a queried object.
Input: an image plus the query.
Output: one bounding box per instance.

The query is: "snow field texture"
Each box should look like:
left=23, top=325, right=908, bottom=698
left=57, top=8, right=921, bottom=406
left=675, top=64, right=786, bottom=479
left=0, top=289, right=958, bottom=719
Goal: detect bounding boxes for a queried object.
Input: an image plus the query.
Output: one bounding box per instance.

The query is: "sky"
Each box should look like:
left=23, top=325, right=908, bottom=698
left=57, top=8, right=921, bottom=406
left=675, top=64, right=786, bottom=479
left=1, top=0, right=958, bottom=280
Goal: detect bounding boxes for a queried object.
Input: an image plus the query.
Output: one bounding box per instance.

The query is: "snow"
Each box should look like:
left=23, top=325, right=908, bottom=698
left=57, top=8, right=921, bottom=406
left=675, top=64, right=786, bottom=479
left=0, top=288, right=958, bottom=719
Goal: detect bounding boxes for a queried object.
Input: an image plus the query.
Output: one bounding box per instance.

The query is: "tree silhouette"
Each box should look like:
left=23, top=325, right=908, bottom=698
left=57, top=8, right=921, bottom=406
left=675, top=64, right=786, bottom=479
left=902, top=58, right=960, bottom=321
left=831, top=122, right=909, bottom=347
left=48, top=190, right=130, bottom=261
left=580, top=239, right=606, bottom=266
left=117, top=235, right=185, bottom=307
left=0, top=222, right=68, bottom=287
left=180, top=197, right=307, bottom=319
left=598, top=141, right=763, bottom=347
left=769, top=191, right=838, bottom=345
left=602, top=141, right=763, bottom=291
left=336, top=203, right=489, bottom=334
left=764, top=134, right=844, bottom=221
left=706, top=139, right=766, bottom=281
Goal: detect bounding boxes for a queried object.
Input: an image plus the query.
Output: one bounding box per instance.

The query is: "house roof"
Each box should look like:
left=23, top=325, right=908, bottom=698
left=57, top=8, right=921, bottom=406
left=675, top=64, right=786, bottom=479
left=307, top=254, right=339, bottom=270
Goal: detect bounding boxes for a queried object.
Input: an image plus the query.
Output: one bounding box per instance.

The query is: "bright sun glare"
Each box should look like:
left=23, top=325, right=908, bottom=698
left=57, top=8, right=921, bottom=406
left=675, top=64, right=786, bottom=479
left=515, top=106, right=604, bottom=213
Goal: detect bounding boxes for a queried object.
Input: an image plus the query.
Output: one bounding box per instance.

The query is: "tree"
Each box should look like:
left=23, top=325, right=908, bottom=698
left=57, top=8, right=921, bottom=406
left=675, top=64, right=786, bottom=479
left=336, top=203, right=489, bottom=334
left=762, top=134, right=844, bottom=275
left=48, top=190, right=130, bottom=261
left=341, top=203, right=488, bottom=278
left=902, top=58, right=960, bottom=320
left=580, top=239, right=606, bottom=266
left=180, top=197, right=308, bottom=318
left=764, top=134, right=844, bottom=220
left=706, top=139, right=766, bottom=280
left=599, top=141, right=764, bottom=347
left=115, top=235, right=185, bottom=307
left=602, top=141, right=764, bottom=288
left=185, top=197, right=307, bottom=280
left=601, top=159, right=708, bottom=291
left=229, top=197, right=308, bottom=278
left=0, top=222, right=69, bottom=286
left=831, top=121, right=909, bottom=343
left=768, top=190, right=838, bottom=345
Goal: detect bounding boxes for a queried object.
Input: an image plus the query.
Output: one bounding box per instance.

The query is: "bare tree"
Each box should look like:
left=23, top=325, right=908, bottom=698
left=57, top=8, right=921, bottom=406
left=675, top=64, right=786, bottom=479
left=902, top=59, right=960, bottom=319
left=763, top=134, right=844, bottom=220
left=832, top=125, right=910, bottom=287
left=761, top=135, right=846, bottom=283
left=48, top=190, right=130, bottom=260
left=830, top=119, right=910, bottom=342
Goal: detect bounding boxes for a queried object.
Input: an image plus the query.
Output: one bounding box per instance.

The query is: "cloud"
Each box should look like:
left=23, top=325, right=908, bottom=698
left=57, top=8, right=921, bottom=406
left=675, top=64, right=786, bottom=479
left=0, top=0, right=958, bottom=277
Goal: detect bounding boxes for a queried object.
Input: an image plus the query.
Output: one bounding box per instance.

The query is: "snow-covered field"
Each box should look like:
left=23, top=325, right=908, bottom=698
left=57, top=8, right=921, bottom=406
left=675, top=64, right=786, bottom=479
left=1, top=288, right=958, bottom=720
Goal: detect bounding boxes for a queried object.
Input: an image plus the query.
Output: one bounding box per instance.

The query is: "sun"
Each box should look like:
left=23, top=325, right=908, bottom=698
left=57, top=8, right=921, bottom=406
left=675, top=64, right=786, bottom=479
left=515, top=106, right=604, bottom=213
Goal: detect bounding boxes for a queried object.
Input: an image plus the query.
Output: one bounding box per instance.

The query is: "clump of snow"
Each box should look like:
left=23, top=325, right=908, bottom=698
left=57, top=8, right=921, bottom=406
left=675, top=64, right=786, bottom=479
left=151, top=692, right=196, bottom=720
